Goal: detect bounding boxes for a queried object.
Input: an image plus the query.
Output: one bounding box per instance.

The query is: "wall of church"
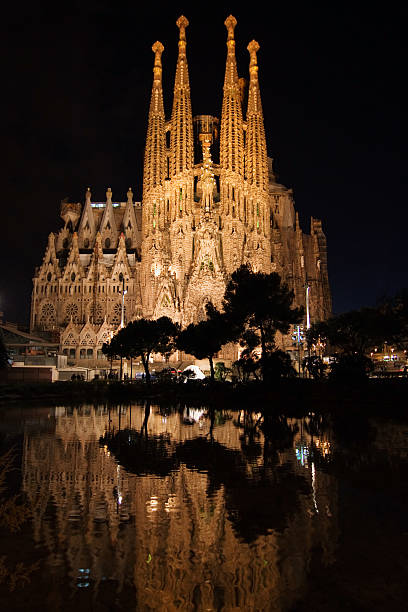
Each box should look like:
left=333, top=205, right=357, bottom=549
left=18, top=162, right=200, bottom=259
left=30, top=15, right=332, bottom=367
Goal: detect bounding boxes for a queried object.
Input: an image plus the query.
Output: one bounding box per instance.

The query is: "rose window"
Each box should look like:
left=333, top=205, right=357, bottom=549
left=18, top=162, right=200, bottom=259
left=89, top=302, right=104, bottom=325
left=40, top=303, right=56, bottom=328
left=111, top=302, right=126, bottom=325
left=65, top=302, right=79, bottom=323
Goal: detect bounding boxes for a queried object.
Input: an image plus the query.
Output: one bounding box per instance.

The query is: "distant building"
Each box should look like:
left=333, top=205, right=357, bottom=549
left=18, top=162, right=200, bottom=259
left=30, top=15, right=331, bottom=367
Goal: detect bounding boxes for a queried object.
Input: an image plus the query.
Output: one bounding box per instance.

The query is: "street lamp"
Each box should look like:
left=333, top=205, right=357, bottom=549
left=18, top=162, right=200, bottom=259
left=119, top=273, right=127, bottom=329
left=292, top=325, right=305, bottom=377
left=305, top=281, right=311, bottom=330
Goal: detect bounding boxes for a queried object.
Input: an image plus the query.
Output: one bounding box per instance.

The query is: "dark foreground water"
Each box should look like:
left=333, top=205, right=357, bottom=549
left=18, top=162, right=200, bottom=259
left=0, top=403, right=407, bottom=611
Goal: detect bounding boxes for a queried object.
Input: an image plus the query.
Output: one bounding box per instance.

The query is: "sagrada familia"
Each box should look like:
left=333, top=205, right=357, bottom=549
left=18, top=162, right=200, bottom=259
left=30, top=15, right=331, bottom=365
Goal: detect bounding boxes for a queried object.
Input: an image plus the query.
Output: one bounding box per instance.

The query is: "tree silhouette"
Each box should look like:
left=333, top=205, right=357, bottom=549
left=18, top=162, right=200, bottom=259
left=307, top=307, right=401, bottom=356
left=177, top=304, right=231, bottom=381
left=223, top=265, right=303, bottom=380
left=116, top=317, right=179, bottom=383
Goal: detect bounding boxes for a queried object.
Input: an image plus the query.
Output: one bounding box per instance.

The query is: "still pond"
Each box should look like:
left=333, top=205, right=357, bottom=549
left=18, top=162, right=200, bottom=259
left=0, top=403, right=407, bottom=611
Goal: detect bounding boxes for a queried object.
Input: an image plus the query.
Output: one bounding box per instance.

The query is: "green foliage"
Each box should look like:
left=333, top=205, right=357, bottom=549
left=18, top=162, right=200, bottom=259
left=223, top=265, right=303, bottom=380
left=214, top=362, right=231, bottom=381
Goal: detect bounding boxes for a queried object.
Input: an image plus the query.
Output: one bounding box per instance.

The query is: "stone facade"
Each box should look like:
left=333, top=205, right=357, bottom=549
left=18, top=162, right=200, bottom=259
left=30, top=15, right=331, bottom=365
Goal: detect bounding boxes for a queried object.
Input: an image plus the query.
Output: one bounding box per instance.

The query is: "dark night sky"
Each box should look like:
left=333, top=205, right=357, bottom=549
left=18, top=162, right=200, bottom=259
left=2, top=1, right=408, bottom=324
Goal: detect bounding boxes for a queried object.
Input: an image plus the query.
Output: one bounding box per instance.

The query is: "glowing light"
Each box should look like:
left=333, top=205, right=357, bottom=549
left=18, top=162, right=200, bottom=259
left=311, top=462, right=319, bottom=514
left=164, top=495, right=178, bottom=513
left=295, top=444, right=309, bottom=467
left=147, top=496, right=159, bottom=513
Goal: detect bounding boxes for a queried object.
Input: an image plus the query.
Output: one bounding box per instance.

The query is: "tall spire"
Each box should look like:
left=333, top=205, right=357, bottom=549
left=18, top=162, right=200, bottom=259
left=170, top=15, right=194, bottom=176
left=143, top=41, right=166, bottom=196
left=245, top=40, right=268, bottom=192
left=220, top=15, right=244, bottom=177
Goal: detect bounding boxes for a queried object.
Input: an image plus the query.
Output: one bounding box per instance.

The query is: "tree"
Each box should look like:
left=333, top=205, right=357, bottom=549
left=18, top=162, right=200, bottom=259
left=0, top=331, right=10, bottom=369
left=233, top=352, right=260, bottom=382
left=214, top=362, right=231, bottom=381
left=329, top=353, right=374, bottom=382
left=102, top=334, right=128, bottom=379
left=223, top=265, right=303, bottom=381
left=302, top=355, right=327, bottom=379
left=177, top=305, right=231, bottom=382
left=116, top=317, right=179, bottom=384
left=307, top=307, right=400, bottom=357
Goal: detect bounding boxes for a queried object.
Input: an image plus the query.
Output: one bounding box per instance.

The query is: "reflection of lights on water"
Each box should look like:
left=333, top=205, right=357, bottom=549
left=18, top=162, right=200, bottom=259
left=311, top=462, right=319, bottom=514
left=296, top=438, right=331, bottom=468
left=165, top=495, right=178, bottom=513
left=147, top=496, right=159, bottom=513
left=118, top=494, right=122, bottom=505
left=183, top=407, right=205, bottom=423
left=295, top=444, right=309, bottom=467
left=77, top=568, right=90, bottom=588
left=314, top=439, right=331, bottom=456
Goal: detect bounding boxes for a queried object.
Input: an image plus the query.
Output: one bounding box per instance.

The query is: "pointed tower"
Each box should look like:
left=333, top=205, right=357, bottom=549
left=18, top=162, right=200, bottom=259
left=99, top=188, right=118, bottom=248
left=143, top=42, right=166, bottom=198
left=220, top=16, right=245, bottom=220
left=141, top=40, right=172, bottom=318
left=245, top=40, right=269, bottom=192
left=160, top=15, right=195, bottom=323
left=170, top=16, right=194, bottom=178
left=220, top=16, right=244, bottom=177
left=78, top=187, right=96, bottom=248
left=244, top=40, right=271, bottom=272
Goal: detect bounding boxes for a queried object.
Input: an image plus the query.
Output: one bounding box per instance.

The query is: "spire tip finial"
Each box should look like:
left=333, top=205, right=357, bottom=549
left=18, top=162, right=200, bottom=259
left=152, top=41, right=164, bottom=80
left=225, top=15, right=237, bottom=39
left=152, top=40, right=164, bottom=55
left=248, top=40, right=260, bottom=78
left=176, top=15, right=189, bottom=40
left=247, top=39, right=260, bottom=55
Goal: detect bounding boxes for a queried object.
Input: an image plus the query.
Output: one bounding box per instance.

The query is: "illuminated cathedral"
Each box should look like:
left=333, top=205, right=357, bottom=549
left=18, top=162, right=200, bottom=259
left=30, top=15, right=331, bottom=365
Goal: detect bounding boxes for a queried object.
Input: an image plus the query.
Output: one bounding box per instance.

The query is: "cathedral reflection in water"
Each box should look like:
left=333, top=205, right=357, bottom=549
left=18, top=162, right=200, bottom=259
left=22, top=405, right=338, bottom=610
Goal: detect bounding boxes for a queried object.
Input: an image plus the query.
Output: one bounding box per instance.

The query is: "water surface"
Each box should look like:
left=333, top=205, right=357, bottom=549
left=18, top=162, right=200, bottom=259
left=0, top=403, right=407, bottom=611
